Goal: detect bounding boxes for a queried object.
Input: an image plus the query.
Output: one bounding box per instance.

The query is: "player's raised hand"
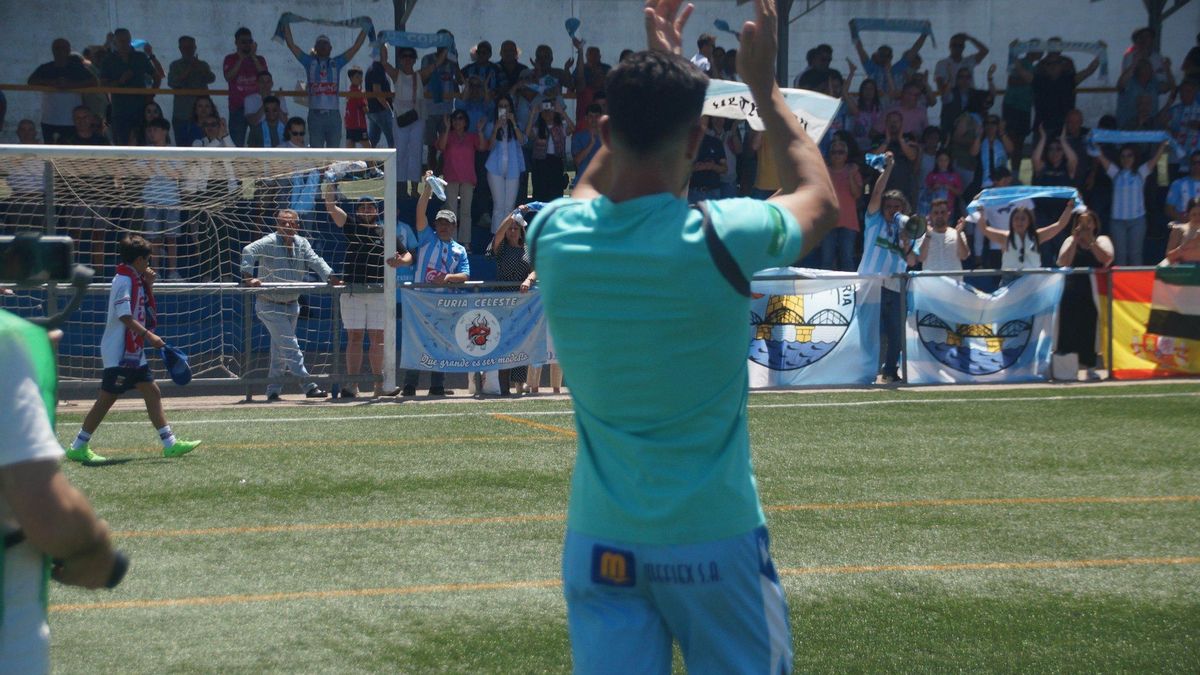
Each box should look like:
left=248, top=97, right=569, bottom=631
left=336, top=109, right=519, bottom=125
left=643, top=0, right=694, bottom=55
left=736, top=0, right=779, bottom=93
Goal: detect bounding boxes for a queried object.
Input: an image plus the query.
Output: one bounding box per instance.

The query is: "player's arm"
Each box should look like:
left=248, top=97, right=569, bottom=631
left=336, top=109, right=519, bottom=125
left=1, top=460, right=118, bottom=589
left=739, top=0, right=838, bottom=257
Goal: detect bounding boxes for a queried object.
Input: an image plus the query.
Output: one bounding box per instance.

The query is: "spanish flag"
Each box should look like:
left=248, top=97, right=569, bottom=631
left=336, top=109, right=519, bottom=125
left=1095, top=266, right=1200, bottom=379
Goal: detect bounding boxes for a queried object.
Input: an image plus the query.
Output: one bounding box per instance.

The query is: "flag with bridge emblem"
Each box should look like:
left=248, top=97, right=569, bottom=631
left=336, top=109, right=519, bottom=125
left=906, top=274, right=1065, bottom=384
left=747, top=268, right=881, bottom=388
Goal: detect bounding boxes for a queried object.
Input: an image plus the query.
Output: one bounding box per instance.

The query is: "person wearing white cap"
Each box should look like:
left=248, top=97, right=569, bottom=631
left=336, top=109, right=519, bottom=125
left=282, top=23, right=368, bottom=148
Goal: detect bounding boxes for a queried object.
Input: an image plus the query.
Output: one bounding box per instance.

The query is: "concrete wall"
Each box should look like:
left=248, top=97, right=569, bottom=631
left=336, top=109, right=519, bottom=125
left=2, top=0, right=1197, bottom=140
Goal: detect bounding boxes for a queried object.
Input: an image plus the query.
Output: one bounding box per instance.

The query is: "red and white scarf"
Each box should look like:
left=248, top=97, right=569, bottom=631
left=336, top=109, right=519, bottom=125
left=115, top=263, right=156, bottom=366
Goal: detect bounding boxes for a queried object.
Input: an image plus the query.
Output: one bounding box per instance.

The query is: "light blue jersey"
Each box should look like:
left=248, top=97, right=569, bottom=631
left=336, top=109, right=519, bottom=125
left=529, top=194, right=802, bottom=545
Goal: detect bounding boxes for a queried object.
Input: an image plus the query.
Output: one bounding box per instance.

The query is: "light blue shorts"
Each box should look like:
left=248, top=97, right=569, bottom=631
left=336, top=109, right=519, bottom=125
left=562, top=526, right=792, bottom=675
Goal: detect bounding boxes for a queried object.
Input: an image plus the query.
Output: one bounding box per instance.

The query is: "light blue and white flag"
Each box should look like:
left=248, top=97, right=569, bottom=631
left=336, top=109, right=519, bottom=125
left=966, top=186, right=1085, bottom=216
left=272, top=12, right=377, bottom=45
left=748, top=268, right=882, bottom=388
left=705, top=79, right=842, bottom=138
left=906, top=274, right=1065, bottom=384
left=374, top=30, right=456, bottom=54
left=850, top=18, right=936, bottom=47
left=400, top=289, right=548, bottom=372
left=1086, top=129, right=1186, bottom=161
left=1009, top=39, right=1108, bottom=82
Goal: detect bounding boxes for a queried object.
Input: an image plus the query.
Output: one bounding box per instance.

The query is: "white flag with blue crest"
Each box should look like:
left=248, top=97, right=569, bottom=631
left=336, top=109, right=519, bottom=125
left=748, top=268, right=881, bottom=388
left=906, top=274, right=1065, bottom=384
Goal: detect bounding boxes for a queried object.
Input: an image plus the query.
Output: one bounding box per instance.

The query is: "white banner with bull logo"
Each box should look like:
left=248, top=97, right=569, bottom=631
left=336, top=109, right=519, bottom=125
left=906, top=274, right=1065, bottom=384
left=400, top=288, right=548, bottom=372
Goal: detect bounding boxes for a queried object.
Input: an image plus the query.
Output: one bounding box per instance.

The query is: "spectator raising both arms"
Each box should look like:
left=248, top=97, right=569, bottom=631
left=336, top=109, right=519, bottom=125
left=282, top=24, right=368, bottom=149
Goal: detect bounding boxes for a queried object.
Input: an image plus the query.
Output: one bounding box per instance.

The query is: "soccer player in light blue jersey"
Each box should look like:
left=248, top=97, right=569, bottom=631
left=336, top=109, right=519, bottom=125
left=527, top=1, right=839, bottom=672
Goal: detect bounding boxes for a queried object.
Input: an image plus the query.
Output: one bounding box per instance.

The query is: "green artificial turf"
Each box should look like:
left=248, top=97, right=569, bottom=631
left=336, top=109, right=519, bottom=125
left=47, top=383, right=1200, bottom=673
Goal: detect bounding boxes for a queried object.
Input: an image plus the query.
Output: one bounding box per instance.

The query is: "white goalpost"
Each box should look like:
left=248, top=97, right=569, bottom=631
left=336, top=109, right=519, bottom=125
left=0, top=144, right=399, bottom=395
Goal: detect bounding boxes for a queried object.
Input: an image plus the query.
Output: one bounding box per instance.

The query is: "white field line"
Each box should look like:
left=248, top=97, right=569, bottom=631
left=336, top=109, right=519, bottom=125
left=75, top=390, right=1200, bottom=427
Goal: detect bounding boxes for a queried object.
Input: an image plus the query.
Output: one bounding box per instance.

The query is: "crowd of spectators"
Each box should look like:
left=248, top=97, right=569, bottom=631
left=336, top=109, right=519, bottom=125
left=4, top=23, right=1197, bottom=271
left=1, top=19, right=1198, bottom=391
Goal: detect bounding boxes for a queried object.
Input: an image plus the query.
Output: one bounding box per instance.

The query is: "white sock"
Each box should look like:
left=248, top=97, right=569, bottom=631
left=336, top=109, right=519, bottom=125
left=158, top=425, right=177, bottom=448
left=72, top=430, right=92, bottom=450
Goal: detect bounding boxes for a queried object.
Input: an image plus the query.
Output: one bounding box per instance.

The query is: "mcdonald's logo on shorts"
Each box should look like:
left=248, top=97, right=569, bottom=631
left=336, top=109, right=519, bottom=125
left=590, top=545, right=636, bottom=587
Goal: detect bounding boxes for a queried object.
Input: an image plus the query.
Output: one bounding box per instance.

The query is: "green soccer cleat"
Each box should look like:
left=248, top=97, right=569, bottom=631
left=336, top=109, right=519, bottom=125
left=164, top=439, right=202, bottom=458
left=65, top=444, right=107, bottom=464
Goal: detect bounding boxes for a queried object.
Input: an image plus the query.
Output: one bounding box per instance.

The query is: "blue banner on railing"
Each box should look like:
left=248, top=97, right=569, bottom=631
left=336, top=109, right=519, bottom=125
left=400, top=288, right=548, bottom=372
left=906, top=274, right=1065, bottom=384
left=748, top=269, right=882, bottom=388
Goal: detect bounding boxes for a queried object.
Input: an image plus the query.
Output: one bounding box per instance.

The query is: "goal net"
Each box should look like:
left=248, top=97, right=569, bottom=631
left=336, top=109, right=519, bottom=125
left=0, top=144, right=398, bottom=393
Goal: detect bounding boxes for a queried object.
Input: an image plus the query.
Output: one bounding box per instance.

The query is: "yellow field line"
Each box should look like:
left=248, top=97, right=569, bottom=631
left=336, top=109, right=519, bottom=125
left=113, top=495, right=1200, bottom=540
left=779, top=556, right=1200, bottom=576
left=489, top=413, right=577, bottom=437
left=118, top=514, right=565, bottom=539
left=50, top=556, right=1200, bottom=613
left=765, top=495, right=1200, bottom=513
left=50, top=579, right=562, bottom=613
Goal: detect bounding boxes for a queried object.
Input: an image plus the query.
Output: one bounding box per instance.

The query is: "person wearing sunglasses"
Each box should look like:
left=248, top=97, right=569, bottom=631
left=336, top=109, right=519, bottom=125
left=281, top=117, right=308, bottom=148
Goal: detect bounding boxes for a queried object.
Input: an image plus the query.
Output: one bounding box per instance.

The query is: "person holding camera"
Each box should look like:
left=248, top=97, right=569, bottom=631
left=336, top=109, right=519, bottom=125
left=1, top=309, right=126, bottom=674
left=483, top=95, right=527, bottom=234
left=524, top=98, right=574, bottom=202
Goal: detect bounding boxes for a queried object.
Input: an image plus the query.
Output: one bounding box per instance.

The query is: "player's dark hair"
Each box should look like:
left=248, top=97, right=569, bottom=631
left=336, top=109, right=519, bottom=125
left=605, top=50, right=707, bottom=157
left=119, top=235, right=152, bottom=263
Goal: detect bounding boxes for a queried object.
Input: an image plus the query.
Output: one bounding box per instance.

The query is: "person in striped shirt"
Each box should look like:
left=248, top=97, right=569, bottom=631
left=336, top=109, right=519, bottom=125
left=1095, top=140, right=1169, bottom=265
left=860, top=152, right=913, bottom=382
left=401, top=172, right=471, bottom=397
